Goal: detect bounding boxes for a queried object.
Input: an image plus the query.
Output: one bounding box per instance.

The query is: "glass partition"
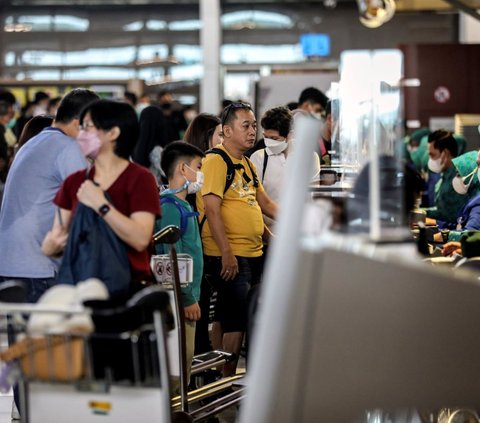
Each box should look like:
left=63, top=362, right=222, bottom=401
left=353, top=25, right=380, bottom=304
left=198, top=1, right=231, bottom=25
left=339, top=49, right=405, bottom=240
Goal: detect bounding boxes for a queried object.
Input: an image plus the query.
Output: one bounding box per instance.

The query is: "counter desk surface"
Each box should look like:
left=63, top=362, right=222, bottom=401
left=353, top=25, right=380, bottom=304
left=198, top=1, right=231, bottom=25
left=309, top=180, right=353, bottom=199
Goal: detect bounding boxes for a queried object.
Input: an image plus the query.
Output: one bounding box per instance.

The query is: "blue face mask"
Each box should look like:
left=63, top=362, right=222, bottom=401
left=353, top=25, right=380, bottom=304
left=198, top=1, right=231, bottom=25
left=161, top=180, right=189, bottom=196
left=6, top=118, right=16, bottom=129
left=161, top=164, right=204, bottom=196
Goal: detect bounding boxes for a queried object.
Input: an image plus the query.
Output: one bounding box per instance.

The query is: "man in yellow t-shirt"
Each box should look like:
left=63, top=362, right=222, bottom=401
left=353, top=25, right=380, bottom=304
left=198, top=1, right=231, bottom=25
left=198, top=102, right=277, bottom=377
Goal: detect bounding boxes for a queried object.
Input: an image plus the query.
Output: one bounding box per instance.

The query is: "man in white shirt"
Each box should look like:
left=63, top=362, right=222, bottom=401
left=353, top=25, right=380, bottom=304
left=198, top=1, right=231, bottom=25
left=250, top=106, right=320, bottom=223
left=251, top=107, right=292, bottom=208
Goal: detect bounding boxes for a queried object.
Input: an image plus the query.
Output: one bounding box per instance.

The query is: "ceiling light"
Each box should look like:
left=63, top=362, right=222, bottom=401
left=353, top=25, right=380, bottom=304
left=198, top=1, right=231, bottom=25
left=4, top=23, right=32, bottom=32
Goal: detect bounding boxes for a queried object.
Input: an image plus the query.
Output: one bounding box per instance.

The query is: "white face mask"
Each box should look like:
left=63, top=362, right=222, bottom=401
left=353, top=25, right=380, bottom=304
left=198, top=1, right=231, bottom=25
left=452, top=176, right=470, bottom=195
left=264, top=137, right=288, bottom=155
left=310, top=112, right=322, bottom=120
left=453, top=167, right=477, bottom=195
left=428, top=157, right=443, bottom=174
left=185, top=168, right=204, bottom=194
left=406, top=144, right=418, bottom=153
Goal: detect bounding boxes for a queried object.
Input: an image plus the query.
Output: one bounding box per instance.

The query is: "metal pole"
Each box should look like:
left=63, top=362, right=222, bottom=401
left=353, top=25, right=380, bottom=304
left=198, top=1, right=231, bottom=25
left=200, top=0, right=221, bottom=114
left=169, top=245, right=189, bottom=413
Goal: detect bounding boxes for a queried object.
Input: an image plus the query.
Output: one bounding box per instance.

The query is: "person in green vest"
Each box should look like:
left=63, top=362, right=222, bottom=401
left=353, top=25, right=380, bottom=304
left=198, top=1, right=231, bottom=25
left=423, top=130, right=470, bottom=226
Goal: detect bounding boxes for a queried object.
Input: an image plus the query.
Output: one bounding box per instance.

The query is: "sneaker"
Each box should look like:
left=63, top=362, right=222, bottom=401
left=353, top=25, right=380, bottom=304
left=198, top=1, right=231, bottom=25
left=11, top=401, right=20, bottom=420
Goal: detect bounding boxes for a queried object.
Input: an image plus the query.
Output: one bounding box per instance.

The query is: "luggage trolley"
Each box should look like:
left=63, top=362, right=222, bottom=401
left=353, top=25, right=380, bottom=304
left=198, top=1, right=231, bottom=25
left=151, top=225, right=246, bottom=422
left=0, top=283, right=173, bottom=423
left=0, top=224, right=245, bottom=423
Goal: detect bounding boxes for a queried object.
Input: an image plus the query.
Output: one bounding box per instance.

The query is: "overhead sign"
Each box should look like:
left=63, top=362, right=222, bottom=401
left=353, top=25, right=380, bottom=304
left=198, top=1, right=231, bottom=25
left=300, top=34, right=330, bottom=57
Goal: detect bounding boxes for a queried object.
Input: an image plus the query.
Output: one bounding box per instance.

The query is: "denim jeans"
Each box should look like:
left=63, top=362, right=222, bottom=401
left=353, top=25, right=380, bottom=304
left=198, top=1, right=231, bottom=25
left=0, top=276, right=56, bottom=303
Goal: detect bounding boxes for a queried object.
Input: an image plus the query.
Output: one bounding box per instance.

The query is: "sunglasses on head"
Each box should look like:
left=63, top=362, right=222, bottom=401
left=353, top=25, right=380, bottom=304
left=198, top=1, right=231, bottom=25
left=221, top=102, right=252, bottom=127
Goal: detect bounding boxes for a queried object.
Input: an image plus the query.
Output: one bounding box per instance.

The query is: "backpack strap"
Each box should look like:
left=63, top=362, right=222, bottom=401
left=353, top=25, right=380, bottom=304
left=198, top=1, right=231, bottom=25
left=199, top=214, right=207, bottom=236
left=207, top=147, right=259, bottom=193
left=243, top=155, right=259, bottom=188
left=200, top=148, right=260, bottom=236
left=207, top=147, right=237, bottom=193
left=261, top=149, right=269, bottom=182
left=160, top=195, right=199, bottom=236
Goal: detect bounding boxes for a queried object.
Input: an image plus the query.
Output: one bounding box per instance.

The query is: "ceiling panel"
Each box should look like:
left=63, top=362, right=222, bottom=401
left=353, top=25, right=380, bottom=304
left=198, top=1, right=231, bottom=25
left=3, top=0, right=474, bottom=13
left=5, top=0, right=327, bottom=5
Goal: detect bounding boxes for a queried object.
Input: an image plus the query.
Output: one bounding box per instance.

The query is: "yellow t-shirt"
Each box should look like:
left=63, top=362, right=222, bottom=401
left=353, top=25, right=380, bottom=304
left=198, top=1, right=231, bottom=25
left=197, top=145, right=265, bottom=257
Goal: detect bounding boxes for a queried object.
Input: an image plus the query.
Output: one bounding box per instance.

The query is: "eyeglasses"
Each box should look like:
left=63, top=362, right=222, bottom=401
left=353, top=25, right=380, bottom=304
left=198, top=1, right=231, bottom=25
left=79, top=122, right=96, bottom=131
left=221, top=102, right=252, bottom=127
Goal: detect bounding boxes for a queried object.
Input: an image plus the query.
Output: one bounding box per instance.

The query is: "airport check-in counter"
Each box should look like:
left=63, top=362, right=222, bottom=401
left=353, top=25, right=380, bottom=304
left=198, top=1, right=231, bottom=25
left=240, top=50, right=480, bottom=422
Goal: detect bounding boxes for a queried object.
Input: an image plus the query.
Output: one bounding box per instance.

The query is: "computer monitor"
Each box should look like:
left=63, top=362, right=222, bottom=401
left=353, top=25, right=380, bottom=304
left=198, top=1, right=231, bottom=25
left=240, top=245, right=480, bottom=422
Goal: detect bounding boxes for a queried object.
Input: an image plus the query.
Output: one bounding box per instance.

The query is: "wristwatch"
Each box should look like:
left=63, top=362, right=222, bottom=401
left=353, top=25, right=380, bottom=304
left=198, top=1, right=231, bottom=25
left=98, top=203, right=111, bottom=217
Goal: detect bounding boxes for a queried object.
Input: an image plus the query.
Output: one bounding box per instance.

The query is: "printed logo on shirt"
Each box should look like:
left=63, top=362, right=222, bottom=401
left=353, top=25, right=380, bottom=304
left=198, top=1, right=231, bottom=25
left=230, top=175, right=257, bottom=203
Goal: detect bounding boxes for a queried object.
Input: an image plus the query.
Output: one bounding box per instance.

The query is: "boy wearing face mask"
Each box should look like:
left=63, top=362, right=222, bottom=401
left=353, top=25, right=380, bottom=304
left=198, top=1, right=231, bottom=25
left=423, top=130, right=469, bottom=226
left=155, top=141, right=205, bottom=387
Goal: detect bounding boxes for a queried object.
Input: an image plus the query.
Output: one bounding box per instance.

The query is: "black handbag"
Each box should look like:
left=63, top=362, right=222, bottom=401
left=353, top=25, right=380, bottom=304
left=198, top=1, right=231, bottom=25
left=56, top=193, right=131, bottom=299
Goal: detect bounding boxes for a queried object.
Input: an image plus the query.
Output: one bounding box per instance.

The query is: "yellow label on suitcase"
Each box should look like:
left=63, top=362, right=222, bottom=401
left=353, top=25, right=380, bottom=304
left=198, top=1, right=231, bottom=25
left=89, top=401, right=112, bottom=415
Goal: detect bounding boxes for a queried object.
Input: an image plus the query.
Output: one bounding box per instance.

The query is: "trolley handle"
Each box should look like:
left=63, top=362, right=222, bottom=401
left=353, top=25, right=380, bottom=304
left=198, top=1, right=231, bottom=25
left=0, top=302, right=89, bottom=315
left=152, top=224, right=181, bottom=245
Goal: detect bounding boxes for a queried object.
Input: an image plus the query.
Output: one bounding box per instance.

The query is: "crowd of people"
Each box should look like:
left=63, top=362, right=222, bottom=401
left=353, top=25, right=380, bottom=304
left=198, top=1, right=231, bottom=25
left=2, top=83, right=480, bottom=421
left=0, top=85, right=330, bottom=410
left=404, top=128, right=480, bottom=257
left=2, top=82, right=479, bottom=371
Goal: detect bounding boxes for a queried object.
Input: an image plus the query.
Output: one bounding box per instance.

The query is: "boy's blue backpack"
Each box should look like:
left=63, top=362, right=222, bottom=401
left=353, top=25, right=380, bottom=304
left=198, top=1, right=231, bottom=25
left=160, top=195, right=199, bottom=236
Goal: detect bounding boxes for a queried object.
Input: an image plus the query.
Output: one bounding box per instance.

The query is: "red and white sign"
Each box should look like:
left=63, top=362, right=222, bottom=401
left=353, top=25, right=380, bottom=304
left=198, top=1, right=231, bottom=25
left=434, top=86, right=450, bottom=104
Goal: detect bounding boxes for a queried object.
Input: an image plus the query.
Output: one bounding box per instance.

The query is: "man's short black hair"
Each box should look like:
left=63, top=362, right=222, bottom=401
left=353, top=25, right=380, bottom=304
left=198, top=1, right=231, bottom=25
left=124, top=91, right=138, bottom=106
left=221, top=102, right=252, bottom=127
left=428, top=129, right=458, bottom=158
left=260, top=106, right=292, bottom=138
left=34, top=91, right=49, bottom=103
left=55, top=88, right=99, bottom=124
left=298, top=87, right=329, bottom=109
left=286, top=101, right=298, bottom=111
left=161, top=140, right=205, bottom=180
left=0, top=90, right=16, bottom=106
